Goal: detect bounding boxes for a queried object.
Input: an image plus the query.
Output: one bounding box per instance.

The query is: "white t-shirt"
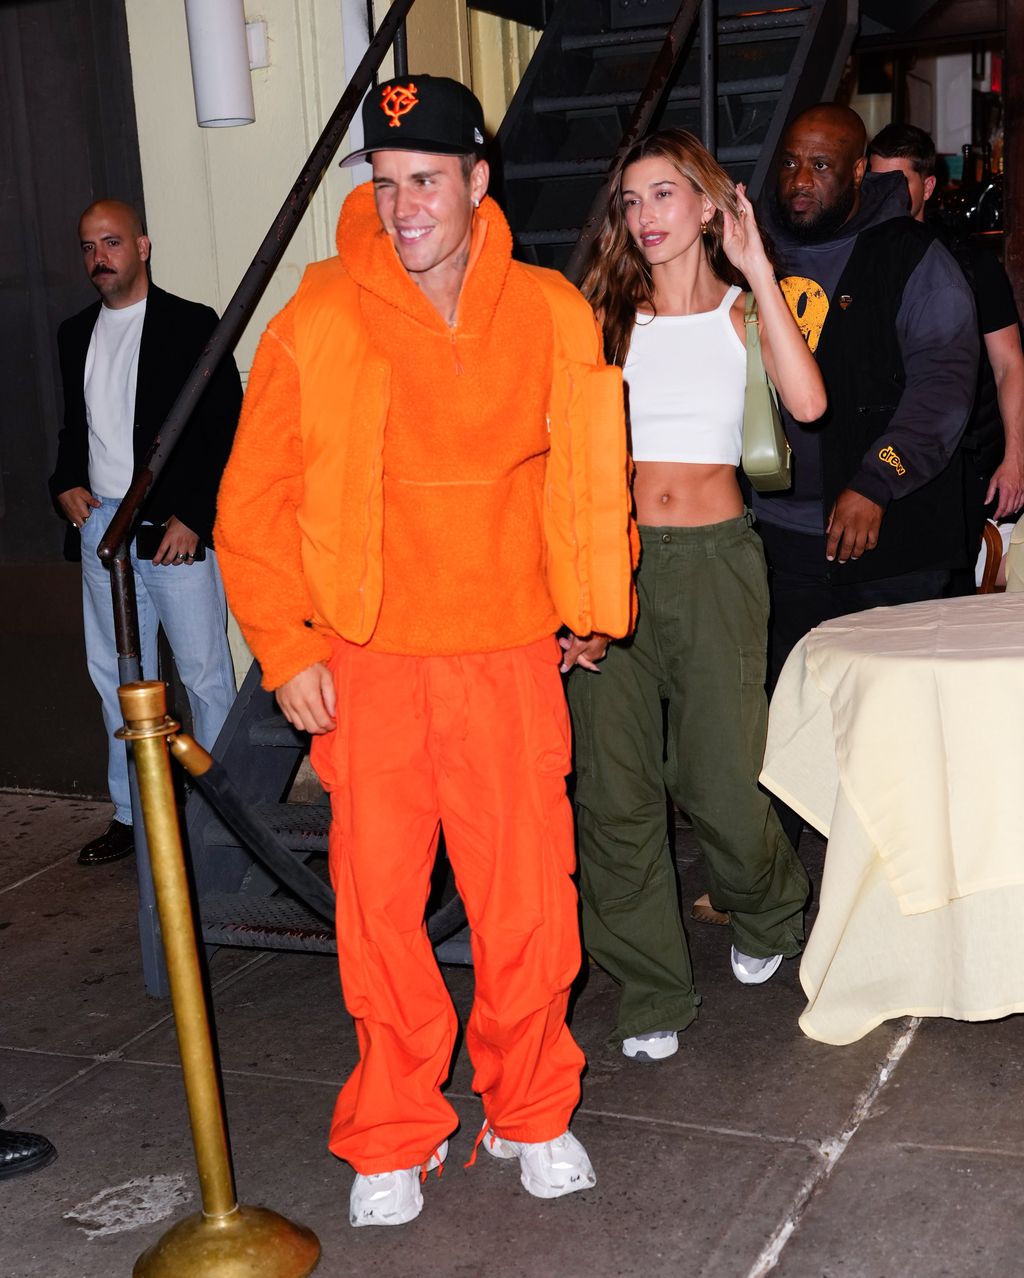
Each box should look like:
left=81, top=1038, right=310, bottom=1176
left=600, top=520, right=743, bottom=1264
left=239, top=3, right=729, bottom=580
left=84, top=296, right=147, bottom=498
left=624, top=285, right=745, bottom=465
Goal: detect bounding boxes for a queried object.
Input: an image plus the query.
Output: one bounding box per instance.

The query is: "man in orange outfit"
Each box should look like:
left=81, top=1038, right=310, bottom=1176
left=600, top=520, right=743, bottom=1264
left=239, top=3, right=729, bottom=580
left=215, top=76, right=635, bottom=1227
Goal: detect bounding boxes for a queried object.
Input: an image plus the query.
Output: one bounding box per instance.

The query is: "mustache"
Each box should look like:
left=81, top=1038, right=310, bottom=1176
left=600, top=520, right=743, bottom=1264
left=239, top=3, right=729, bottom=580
left=91, top=265, right=116, bottom=277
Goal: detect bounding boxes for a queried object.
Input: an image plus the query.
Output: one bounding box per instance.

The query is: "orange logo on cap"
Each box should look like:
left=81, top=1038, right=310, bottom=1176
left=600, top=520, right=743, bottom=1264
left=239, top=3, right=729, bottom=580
left=380, top=82, right=419, bottom=128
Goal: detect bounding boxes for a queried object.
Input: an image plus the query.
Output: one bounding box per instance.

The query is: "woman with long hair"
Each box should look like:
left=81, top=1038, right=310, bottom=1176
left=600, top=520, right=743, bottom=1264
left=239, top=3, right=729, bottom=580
left=566, top=128, right=826, bottom=1062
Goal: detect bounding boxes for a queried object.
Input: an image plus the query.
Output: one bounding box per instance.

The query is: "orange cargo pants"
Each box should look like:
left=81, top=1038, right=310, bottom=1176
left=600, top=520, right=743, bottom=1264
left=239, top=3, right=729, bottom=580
left=309, top=634, right=585, bottom=1175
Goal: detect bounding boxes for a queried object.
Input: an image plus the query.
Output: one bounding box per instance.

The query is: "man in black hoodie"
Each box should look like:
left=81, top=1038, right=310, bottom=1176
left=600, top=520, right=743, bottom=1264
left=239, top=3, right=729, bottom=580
left=867, top=123, right=1024, bottom=593
left=755, top=105, right=978, bottom=695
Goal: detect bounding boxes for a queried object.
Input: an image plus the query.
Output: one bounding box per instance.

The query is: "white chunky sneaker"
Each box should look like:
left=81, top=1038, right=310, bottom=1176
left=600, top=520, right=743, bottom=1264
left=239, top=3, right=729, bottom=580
left=349, top=1140, right=447, bottom=1227
left=622, top=1030, right=679, bottom=1062
left=482, top=1128, right=596, bottom=1199
left=730, top=946, right=783, bottom=986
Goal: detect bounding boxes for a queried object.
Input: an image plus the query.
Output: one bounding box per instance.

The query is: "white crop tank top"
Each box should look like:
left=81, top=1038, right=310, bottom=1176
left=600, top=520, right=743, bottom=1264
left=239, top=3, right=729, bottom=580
left=624, top=284, right=746, bottom=465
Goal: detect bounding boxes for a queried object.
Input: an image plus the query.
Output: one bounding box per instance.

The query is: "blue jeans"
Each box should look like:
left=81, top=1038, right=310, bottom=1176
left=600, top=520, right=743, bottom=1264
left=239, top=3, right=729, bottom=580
left=80, top=497, right=237, bottom=825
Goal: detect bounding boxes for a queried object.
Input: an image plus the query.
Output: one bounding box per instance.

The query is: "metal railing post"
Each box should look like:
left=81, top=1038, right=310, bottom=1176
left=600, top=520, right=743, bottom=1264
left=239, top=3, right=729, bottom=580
left=120, top=681, right=320, bottom=1278
left=393, top=21, right=409, bottom=76
left=700, top=0, right=717, bottom=154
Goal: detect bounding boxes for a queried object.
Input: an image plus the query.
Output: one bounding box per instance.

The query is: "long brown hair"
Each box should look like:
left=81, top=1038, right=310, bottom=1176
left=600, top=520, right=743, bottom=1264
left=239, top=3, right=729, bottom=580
left=580, top=129, right=745, bottom=367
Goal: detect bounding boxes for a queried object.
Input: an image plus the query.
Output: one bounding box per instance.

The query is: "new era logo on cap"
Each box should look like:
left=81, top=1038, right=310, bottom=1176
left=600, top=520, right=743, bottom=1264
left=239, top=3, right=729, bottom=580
left=339, top=74, right=486, bottom=168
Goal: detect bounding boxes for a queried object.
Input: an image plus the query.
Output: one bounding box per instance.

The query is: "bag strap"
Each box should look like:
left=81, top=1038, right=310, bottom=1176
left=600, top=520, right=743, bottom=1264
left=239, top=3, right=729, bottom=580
left=743, top=291, right=780, bottom=408
left=744, top=291, right=762, bottom=360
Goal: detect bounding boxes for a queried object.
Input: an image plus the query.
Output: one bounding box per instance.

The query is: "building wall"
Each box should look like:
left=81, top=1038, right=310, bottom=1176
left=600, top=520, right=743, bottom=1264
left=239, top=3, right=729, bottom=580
left=468, top=10, right=540, bottom=137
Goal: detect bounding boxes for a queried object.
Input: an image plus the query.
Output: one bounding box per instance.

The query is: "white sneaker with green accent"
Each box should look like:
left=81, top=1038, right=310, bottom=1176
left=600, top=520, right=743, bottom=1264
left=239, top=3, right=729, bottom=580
left=349, top=1140, right=447, bottom=1227
left=483, top=1128, right=596, bottom=1199
left=730, top=946, right=783, bottom=985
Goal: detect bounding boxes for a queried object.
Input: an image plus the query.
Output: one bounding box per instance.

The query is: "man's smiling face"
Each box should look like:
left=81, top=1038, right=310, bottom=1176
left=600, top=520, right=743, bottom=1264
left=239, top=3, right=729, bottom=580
left=372, top=150, right=487, bottom=282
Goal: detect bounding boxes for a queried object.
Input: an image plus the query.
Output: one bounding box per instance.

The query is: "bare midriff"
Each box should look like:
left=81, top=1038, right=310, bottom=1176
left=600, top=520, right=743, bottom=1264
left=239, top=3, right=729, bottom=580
left=633, top=460, right=744, bottom=527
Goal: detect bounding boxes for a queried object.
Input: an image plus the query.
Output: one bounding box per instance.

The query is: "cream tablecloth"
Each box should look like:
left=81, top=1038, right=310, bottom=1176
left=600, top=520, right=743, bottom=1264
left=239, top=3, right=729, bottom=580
left=761, top=593, right=1024, bottom=1045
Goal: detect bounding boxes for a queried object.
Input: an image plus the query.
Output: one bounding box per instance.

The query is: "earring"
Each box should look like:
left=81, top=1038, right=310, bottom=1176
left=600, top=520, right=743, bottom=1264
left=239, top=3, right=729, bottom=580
left=700, top=220, right=710, bottom=237
left=472, top=197, right=480, bottom=208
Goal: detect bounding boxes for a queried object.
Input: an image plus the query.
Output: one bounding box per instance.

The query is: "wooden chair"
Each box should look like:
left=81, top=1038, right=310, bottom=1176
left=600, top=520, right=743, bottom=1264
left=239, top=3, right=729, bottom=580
left=977, top=520, right=1006, bottom=594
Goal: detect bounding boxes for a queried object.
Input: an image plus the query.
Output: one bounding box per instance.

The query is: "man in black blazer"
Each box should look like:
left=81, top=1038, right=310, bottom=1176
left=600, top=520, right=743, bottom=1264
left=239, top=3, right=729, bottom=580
left=50, top=200, right=242, bottom=865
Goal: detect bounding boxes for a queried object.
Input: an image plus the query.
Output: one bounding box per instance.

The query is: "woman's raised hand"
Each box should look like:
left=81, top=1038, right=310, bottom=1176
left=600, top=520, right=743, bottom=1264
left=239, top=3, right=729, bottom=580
left=720, top=183, right=771, bottom=280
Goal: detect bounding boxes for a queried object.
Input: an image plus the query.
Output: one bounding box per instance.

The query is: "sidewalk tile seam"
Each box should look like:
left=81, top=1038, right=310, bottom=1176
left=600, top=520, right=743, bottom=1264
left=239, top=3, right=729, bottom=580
left=744, top=1016, right=922, bottom=1278
left=0, top=852, right=78, bottom=896
left=107, top=953, right=278, bottom=1060
left=574, top=1104, right=818, bottom=1151
left=2, top=1060, right=107, bottom=1124
left=892, top=1140, right=1024, bottom=1160
left=0, top=1045, right=104, bottom=1061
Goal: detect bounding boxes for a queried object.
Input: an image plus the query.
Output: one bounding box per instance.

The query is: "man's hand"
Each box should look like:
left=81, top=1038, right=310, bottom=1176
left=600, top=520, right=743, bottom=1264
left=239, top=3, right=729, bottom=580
left=826, top=490, right=884, bottom=563
left=57, top=487, right=100, bottom=528
left=558, top=632, right=610, bottom=673
left=152, top=516, right=200, bottom=566
left=986, top=455, right=1024, bottom=520
left=276, top=662, right=337, bottom=734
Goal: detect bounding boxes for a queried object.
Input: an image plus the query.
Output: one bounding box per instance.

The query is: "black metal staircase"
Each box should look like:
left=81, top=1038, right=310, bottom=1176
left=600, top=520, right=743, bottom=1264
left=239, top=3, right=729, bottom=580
left=493, top=0, right=857, bottom=272
left=177, top=0, right=858, bottom=986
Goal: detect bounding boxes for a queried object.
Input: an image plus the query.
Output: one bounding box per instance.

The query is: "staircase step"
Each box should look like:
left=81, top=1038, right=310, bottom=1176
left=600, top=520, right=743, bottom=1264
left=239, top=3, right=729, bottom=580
left=200, top=894, right=474, bottom=966
left=506, top=142, right=761, bottom=182
left=200, top=892, right=337, bottom=952
left=248, top=713, right=308, bottom=748
left=434, top=926, right=473, bottom=967
left=561, top=8, right=811, bottom=51
left=517, top=229, right=581, bottom=246
left=534, top=77, right=786, bottom=114
left=202, top=801, right=332, bottom=852
left=505, top=158, right=611, bottom=180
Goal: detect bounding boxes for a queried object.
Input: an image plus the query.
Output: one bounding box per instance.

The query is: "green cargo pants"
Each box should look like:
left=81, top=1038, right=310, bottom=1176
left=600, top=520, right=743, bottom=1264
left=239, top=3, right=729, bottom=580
left=569, top=515, right=809, bottom=1045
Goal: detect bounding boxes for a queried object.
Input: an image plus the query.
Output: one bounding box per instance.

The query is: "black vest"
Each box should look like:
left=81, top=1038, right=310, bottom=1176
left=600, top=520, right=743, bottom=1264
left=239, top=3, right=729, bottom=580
left=813, top=218, right=966, bottom=583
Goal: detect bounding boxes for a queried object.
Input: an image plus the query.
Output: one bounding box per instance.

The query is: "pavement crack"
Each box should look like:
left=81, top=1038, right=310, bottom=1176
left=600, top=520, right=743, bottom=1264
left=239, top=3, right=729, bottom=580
left=743, top=1015, right=922, bottom=1278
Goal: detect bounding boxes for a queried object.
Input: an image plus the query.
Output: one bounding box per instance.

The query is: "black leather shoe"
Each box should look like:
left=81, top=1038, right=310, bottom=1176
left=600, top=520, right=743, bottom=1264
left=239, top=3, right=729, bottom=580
left=77, top=819, right=134, bottom=866
left=0, top=1128, right=57, bottom=1180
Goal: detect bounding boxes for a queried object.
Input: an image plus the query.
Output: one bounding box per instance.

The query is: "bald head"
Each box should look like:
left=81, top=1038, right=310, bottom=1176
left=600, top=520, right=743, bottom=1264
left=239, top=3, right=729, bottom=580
left=775, top=104, right=868, bottom=242
left=78, top=199, right=145, bottom=241
left=78, top=200, right=150, bottom=308
left=786, top=105, right=866, bottom=159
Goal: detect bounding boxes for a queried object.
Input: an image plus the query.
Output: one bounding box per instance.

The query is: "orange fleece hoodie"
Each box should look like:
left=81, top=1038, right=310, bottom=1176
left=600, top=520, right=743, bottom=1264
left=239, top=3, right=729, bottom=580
left=216, top=186, right=634, bottom=689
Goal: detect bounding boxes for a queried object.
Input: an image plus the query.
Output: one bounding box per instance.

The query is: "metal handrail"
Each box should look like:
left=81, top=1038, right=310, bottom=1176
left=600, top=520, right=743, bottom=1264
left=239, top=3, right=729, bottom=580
left=563, top=0, right=709, bottom=285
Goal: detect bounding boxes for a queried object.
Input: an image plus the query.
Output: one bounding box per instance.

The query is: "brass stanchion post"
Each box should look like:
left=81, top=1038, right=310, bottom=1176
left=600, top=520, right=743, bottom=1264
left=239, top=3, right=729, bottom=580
left=118, top=682, right=320, bottom=1278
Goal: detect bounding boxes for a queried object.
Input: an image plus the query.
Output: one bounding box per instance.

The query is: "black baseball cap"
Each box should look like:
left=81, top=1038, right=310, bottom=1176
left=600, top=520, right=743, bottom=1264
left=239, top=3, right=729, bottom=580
left=338, top=74, right=486, bottom=167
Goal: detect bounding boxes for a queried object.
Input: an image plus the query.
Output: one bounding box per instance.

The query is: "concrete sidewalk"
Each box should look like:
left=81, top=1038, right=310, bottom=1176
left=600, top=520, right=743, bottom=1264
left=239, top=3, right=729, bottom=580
left=3, top=790, right=1022, bottom=1277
